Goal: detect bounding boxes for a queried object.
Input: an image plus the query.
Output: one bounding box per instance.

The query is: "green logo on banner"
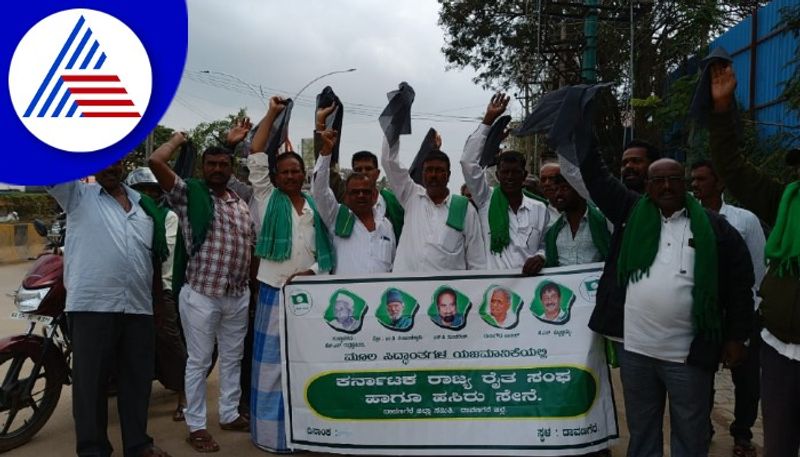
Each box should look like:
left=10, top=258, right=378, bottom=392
left=427, top=285, right=471, bottom=330
left=478, top=285, right=524, bottom=329
left=530, top=280, right=575, bottom=325
left=288, top=289, right=313, bottom=316
left=375, top=288, right=418, bottom=331
left=324, top=289, right=368, bottom=334
left=305, top=367, right=597, bottom=420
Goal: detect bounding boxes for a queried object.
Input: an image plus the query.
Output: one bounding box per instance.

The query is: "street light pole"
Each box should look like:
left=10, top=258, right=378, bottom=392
left=199, top=70, right=267, bottom=107
left=294, top=68, right=357, bottom=100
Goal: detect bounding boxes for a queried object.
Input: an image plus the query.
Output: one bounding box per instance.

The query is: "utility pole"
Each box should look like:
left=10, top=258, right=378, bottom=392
left=143, top=131, right=154, bottom=166
left=581, top=0, right=599, bottom=84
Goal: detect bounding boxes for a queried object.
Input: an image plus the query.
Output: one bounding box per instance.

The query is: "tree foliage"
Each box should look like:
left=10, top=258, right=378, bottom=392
left=438, top=1, right=763, bottom=143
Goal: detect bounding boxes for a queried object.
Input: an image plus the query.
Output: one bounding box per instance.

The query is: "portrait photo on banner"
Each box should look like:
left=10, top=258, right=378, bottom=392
left=324, top=289, right=368, bottom=334
left=529, top=280, right=576, bottom=325
left=428, top=285, right=471, bottom=331
left=375, top=287, right=418, bottom=332
left=479, top=284, right=524, bottom=330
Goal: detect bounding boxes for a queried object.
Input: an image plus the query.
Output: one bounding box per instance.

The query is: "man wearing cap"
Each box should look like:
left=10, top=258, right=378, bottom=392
left=385, top=289, right=412, bottom=330
left=709, top=61, right=800, bottom=457
left=125, top=167, right=187, bottom=422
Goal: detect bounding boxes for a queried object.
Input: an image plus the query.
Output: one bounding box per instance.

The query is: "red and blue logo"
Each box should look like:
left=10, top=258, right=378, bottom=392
left=3, top=1, right=187, bottom=184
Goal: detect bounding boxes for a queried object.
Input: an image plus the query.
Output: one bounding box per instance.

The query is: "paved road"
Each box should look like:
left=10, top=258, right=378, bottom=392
left=0, top=261, right=762, bottom=456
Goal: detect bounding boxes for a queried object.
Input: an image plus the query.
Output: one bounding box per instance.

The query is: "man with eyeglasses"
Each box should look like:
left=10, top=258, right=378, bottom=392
left=460, top=93, right=550, bottom=275
left=580, top=147, right=754, bottom=455
left=311, top=128, right=397, bottom=274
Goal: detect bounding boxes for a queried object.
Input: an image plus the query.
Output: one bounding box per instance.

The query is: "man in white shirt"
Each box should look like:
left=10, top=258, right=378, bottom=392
left=690, top=159, right=765, bottom=453
left=460, top=94, right=549, bottom=274
left=582, top=153, right=754, bottom=456
left=381, top=124, right=486, bottom=273
left=312, top=130, right=396, bottom=275
left=538, top=162, right=562, bottom=224
left=247, top=96, right=332, bottom=453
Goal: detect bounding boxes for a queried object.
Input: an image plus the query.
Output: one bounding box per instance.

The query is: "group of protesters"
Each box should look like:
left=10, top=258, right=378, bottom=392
left=49, top=55, right=798, bottom=457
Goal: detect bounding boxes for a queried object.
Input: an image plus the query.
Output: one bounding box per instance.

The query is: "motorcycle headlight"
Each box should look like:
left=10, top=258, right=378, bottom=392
left=14, top=287, right=50, bottom=313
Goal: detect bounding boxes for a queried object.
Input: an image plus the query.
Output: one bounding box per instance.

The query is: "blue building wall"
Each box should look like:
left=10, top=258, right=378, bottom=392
left=710, top=0, right=800, bottom=145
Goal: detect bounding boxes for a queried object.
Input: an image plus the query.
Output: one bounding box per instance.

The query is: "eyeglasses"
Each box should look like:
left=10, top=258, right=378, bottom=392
left=647, top=176, right=686, bottom=186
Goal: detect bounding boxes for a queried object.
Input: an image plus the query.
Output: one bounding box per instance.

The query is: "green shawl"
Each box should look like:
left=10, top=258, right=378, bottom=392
left=617, top=194, right=721, bottom=342
left=544, top=203, right=611, bottom=267
left=380, top=188, right=405, bottom=241
left=765, top=181, right=800, bottom=277
left=136, top=193, right=169, bottom=264
left=171, top=179, right=214, bottom=293
left=255, top=190, right=335, bottom=273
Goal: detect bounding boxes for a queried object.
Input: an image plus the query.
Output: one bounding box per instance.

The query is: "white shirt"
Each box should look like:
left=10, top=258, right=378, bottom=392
left=248, top=153, right=319, bottom=288
left=625, top=209, right=696, bottom=363
left=460, top=124, right=549, bottom=270
left=719, top=202, right=766, bottom=295
left=161, top=210, right=178, bottom=291
left=312, top=154, right=396, bottom=275
left=381, top=138, right=487, bottom=272
left=553, top=209, right=606, bottom=266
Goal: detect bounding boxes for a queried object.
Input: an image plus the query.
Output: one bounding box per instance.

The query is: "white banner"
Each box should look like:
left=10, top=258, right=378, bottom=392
left=281, top=263, right=618, bottom=455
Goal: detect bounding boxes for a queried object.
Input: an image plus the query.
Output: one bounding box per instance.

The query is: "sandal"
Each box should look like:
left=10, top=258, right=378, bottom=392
left=139, top=444, right=172, bottom=457
left=733, top=439, right=757, bottom=457
left=172, top=404, right=185, bottom=422
left=220, top=415, right=250, bottom=432
left=186, top=430, right=220, bottom=453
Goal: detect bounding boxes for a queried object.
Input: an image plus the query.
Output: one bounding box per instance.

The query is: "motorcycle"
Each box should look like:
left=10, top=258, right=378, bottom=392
left=0, top=215, right=68, bottom=452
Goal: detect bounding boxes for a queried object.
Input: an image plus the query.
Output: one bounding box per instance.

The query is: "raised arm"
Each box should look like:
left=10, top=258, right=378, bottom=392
left=461, top=94, right=509, bottom=209
left=315, top=103, right=346, bottom=202
left=248, top=97, right=286, bottom=201
left=557, top=155, right=592, bottom=202
left=380, top=135, right=420, bottom=206
left=148, top=132, right=187, bottom=192
left=578, top=145, right=639, bottom=225
left=709, top=62, right=785, bottom=223
left=311, top=129, right=341, bottom=228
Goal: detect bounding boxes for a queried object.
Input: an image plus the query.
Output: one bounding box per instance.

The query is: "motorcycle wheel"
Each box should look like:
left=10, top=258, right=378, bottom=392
left=0, top=349, right=63, bottom=452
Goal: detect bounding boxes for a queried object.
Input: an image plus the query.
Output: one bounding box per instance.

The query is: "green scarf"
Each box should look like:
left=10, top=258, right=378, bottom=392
left=446, top=195, right=469, bottom=231
left=544, top=203, right=611, bottom=267
left=255, top=190, right=335, bottom=272
left=617, top=194, right=721, bottom=342
left=488, top=188, right=511, bottom=254
left=171, top=179, right=214, bottom=293
left=136, top=193, right=169, bottom=264
left=334, top=204, right=356, bottom=238
left=380, top=188, right=405, bottom=240
left=765, top=181, right=800, bottom=277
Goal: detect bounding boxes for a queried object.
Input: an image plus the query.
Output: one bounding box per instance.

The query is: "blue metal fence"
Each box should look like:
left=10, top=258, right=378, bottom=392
left=710, top=0, right=800, bottom=145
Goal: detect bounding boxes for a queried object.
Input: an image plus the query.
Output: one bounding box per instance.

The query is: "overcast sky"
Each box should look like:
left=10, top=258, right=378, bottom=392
left=159, top=0, right=524, bottom=190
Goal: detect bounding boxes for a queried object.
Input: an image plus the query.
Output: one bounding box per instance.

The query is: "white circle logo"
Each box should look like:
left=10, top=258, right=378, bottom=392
left=8, top=9, right=152, bottom=153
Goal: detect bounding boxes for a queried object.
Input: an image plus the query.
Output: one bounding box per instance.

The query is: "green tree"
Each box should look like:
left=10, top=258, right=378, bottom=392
left=126, top=124, right=175, bottom=171
left=438, top=1, right=763, bottom=145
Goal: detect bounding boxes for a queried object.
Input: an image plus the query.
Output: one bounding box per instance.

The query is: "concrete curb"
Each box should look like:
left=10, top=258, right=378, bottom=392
left=0, top=223, right=46, bottom=264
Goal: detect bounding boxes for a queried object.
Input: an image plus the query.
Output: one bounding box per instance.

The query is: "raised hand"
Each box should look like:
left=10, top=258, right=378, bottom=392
left=710, top=62, right=737, bottom=113
left=226, top=117, right=252, bottom=146
left=483, top=93, right=510, bottom=126
left=316, top=102, right=337, bottom=130
left=268, top=96, right=287, bottom=116
left=169, top=131, right=188, bottom=146
left=318, top=129, right=339, bottom=156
